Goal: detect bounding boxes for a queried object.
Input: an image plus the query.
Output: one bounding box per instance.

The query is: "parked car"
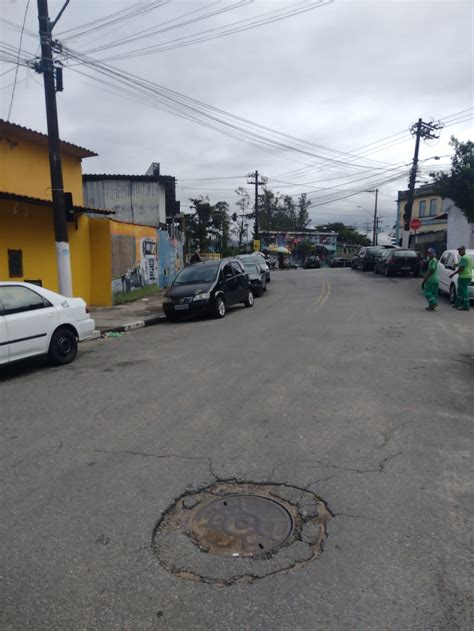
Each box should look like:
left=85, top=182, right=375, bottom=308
left=351, top=245, right=398, bottom=271
left=0, top=282, right=95, bottom=367
left=374, top=249, right=421, bottom=277
left=330, top=257, right=351, bottom=268
left=237, top=254, right=271, bottom=282
left=241, top=262, right=267, bottom=296
left=163, top=259, right=254, bottom=320
left=438, top=249, right=474, bottom=304
left=304, top=256, right=321, bottom=269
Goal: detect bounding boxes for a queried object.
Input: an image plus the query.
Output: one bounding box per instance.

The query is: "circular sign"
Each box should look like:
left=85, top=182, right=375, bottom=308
left=410, top=218, right=422, bottom=231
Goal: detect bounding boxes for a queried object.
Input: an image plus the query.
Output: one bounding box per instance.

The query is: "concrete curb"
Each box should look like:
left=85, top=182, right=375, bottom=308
left=96, top=313, right=167, bottom=335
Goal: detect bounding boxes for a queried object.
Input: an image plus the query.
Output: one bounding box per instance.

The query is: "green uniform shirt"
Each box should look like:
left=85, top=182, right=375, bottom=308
left=427, top=257, right=439, bottom=283
left=458, top=254, right=473, bottom=280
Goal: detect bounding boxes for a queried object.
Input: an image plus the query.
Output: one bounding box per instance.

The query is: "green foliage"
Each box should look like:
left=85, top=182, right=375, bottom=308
left=188, top=197, right=231, bottom=253
left=431, top=137, right=474, bottom=223
left=259, top=190, right=311, bottom=232
left=313, top=222, right=371, bottom=246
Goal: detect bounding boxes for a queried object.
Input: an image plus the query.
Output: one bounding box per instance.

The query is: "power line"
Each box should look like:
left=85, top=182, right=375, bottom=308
left=6, top=0, right=32, bottom=121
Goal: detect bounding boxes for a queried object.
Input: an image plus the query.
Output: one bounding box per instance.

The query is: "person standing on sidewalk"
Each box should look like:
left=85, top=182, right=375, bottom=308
left=450, top=246, right=472, bottom=311
left=421, top=248, right=439, bottom=311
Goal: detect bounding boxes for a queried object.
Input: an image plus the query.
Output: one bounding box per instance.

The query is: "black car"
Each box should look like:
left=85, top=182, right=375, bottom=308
left=304, top=256, right=321, bottom=269
left=330, top=257, right=351, bottom=268
left=351, top=245, right=398, bottom=271
left=241, top=262, right=267, bottom=296
left=237, top=254, right=271, bottom=282
left=374, top=249, right=421, bottom=277
left=163, top=259, right=254, bottom=320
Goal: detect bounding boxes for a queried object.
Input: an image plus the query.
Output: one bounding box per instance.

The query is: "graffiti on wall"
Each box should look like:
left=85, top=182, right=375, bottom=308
left=111, top=222, right=157, bottom=295
left=111, top=222, right=183, bottom=296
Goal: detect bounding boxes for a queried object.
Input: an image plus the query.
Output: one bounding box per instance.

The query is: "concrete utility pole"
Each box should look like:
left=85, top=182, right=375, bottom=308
left=401, top=118, right=443, bottom=249
left=36, top=0, right=73, bottom=296
left=367, top=188, right=379, bottom=246
left=247, top=171, right=266, bottom=241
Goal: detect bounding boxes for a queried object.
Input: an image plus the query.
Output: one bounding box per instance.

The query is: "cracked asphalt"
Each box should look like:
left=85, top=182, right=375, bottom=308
left=1, top=269, right=473, bottom=630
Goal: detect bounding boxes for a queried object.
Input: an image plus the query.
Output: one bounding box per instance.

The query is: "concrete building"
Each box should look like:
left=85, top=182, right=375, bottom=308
left=83, top=164, right=179, bottom=229
left=447, top=205, right=474, bottom=250
left=0, top=119, right=112, bottom=304
left=396, top=183, right=448, bottom=254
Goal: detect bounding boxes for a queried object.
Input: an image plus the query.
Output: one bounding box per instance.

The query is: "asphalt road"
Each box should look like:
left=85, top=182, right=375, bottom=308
left=1, top=269, right=473, bottom=630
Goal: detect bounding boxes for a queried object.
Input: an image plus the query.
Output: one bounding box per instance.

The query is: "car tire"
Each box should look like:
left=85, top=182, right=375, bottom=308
left=48, top=327, right=78, bottom=366
left=374, top=266, right=379, bottom=274
left=361, top=263, right=368, bottom=272
left=214, top=296, right=226, bottom=318
left=244, top=290, right=255, bottom=308
left=449, top=283, right=457, bottom=304
left=262, top=278, right=267, bottom=292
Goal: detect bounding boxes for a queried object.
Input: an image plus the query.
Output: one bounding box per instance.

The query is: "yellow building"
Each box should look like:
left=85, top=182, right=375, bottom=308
left=0, top=119, right=113, bottom=305
left=396, top=183, right=448, bottom=252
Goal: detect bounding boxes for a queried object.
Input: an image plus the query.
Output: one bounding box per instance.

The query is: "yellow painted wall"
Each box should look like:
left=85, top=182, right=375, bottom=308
left=0, top=134, right=84, bottom=205
left=89, top=218, right=113, bottom=306
left=0, top=200, right=114, bottom=304
left=409, top=195, right=445, bottom=233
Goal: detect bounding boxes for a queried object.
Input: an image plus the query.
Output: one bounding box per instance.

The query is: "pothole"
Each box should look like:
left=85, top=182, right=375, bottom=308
left=152, top=481, right=331, bottom=585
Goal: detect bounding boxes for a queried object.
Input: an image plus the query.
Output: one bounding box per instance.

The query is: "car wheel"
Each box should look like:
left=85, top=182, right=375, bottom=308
left=48, top=327, right=78, bottom=366
left=262, top=278, right=267, bottom=292
left=351, top=261, right=357, bottom=270
left=374, top=266, right=379, bottom=274
left=244, top=290, right=255, bottom=308
left=266, top=274, right=271, bottom=283
left=449, top=283, right=457, bottom=304
left=214, top=296, right=226, bottom=318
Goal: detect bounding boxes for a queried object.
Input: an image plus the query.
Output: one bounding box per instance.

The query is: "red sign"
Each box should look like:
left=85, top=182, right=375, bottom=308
left=410, top=218, right=422, bottom=231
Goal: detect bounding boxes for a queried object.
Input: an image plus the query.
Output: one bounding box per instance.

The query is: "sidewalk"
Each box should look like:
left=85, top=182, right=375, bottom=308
left=90, top=291, right=166, bottom=333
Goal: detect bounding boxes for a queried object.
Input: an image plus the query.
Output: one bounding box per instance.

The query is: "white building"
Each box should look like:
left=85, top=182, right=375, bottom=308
left=447, top=204, right=474, bottom=249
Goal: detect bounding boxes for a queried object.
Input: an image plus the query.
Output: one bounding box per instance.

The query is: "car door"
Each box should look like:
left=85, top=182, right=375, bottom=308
left=221, top=263, right=239, bottom=305
left=230, top=261, right=249, bottom=301
left=438, top=252, right=454, bottom=293
left=0, top=298, right=8, bottom=365
left=0, top=285, right=58, bottom=362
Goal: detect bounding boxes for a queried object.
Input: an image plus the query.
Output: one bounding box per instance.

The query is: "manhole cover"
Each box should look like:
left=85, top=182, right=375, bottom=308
left=191, top=494, right=293, bottom=556
left=152, top=481, right=331, bottom=585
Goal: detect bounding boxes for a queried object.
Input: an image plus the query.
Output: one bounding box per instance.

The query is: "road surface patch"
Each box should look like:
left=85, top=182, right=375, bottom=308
left=152, top=481, right=331, bottom=585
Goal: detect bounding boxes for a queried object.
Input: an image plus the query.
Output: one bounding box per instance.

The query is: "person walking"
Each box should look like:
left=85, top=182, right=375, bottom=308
left=450, top=246, right=472, bottom=311
left=190, top=251, right=201, bottom=265
left=421, top=248, right=439, bottom=311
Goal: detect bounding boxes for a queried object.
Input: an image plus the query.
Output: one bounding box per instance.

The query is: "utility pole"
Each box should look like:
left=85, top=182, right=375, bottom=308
left=368, top=188, right=379, bottom=246
left=36, top=0, right=73, bottom=296
left=401, top=118, right=443, bottom=248
left=247, top=171, right=266, bottom=242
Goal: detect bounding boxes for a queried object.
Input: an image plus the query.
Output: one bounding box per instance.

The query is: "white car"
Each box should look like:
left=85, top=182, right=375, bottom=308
left=0, top=282, right=95, bottom=366
left=438, top=249, right=474, bottom=303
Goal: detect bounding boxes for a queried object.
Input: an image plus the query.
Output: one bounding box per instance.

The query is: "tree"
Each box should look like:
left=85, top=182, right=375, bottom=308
left=296, top=193, right=311, bottom=229
left=431, top=136, right=474, bottom=223
left=231, top=187, right=251, bottom=251
left=314, top=222, right=371, bottom=246
left=209, top=201, right=230, bottom=255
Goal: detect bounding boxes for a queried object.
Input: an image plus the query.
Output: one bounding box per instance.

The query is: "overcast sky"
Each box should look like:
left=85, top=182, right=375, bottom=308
left=1, top=0, right=472, bottom=238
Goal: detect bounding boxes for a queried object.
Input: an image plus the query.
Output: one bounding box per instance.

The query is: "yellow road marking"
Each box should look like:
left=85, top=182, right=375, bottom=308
left=313, top=281, right=331, bottom=312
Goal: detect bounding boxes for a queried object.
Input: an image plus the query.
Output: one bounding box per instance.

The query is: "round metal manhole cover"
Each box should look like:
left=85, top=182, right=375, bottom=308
left=191, top=494, right=293, bottom=556
left=152, top=481, right=332, bottom=585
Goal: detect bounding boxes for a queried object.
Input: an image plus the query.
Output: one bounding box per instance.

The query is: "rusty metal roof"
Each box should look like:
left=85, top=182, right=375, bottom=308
left=0, top=191, right=114, bottom=215
left=0, top=119, right=97, bottom=158
left=82, top=173, right=176, bottom=182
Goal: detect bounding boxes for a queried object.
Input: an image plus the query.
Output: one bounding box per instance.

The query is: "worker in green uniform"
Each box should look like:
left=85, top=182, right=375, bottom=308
left=450, top=246, right=472, bottom=311
left=421, top=248, right=439, bottom=311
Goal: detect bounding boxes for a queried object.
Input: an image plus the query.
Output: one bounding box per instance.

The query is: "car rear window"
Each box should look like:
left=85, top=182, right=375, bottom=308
left=393, top=251, right=418, bottom=258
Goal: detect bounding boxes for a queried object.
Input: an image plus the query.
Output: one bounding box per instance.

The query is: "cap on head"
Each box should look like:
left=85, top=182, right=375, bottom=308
left=427, top=247, right=436, bottom=256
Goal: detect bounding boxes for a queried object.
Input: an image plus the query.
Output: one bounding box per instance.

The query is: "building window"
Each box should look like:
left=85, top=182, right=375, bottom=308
left=429, top=199, right=438, bottom=216
left=8, top=249, right=23, bottom=277
left=419, top=200, right=427, bottom=217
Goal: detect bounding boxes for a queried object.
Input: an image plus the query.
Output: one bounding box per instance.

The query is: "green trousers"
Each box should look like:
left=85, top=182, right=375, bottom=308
left=455, top=278, right=470, bottom=310
left=424, top=281, right=439, bottom=307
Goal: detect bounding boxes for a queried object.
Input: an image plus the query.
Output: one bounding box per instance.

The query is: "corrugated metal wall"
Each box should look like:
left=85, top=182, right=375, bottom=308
left=83, top=179, right=166, bottom=227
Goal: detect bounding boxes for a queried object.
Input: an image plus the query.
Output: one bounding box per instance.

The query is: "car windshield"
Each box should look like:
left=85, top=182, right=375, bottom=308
left=393, top=250, right=418, bottom=258
left=173, top=264, right=218, bottom=284
left=244, top=264, right=259, bottom=274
